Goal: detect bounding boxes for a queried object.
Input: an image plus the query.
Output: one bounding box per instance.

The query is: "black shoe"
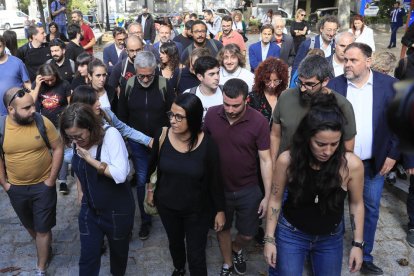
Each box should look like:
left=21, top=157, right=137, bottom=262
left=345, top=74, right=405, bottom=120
left=130, top=174, right=137, bottom=187
left=232, top=250, right=246, bottom=275
left=220, top=265, right=233, bottom=276
left=59, top=183, right=69, bottom=195
left=385, top=172, right=396, bottom=185
left=138, top=222, right=151, bottom=240
left=387, top=45, right=392, bottom=49
left=100, top=241, right=107, bottom=255
left=255, top=226, right=265, bottom=245
left=360, top=261, right=383, bottom=275
left=396, top=164, right=407, bottom=180
left=172, top=268, right=186, bottom=276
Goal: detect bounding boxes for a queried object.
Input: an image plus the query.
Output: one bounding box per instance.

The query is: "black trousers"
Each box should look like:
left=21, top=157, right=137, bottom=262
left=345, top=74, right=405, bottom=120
left=157, top=204, right=211, bottom=276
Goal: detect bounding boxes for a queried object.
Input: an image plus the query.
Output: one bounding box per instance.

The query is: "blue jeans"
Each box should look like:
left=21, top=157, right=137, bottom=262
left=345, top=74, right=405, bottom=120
left=362, top=160, right=385, bottom=262
left=269, top=215, right=344, bottom=276
left=390, top=23, right=400, bottom=46
left=129, top=140, right=152, bottom=225
left=407, top=175, right=414, bottom=229
left=58, top=24, right=67, bottom=38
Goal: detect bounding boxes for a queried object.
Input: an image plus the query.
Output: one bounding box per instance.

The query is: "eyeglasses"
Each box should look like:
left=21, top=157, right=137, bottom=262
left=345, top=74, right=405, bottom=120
left=193, top=30, right=207, bottom=34
left=66, top=134, right=86, bottom=142
left=137, top=73, right=155, bottom=80
left=166, top=111, right=186, bottom=122
left=266, top=79, right=282, bottom=85
left=8, top=88, right=29, bottom=106
left=295, top=79, right=321, bottom=89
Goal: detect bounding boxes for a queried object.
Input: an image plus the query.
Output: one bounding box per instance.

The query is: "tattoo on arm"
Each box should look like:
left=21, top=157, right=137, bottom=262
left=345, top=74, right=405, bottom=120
left=271, top=182, right=279, bottom=195
left=350, top=214, right=356, bottom=232
left=271, top=207, right=280, bottom=218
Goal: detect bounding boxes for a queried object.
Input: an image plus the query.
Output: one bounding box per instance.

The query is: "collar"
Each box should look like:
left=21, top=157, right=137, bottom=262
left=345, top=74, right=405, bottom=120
left=217, top=104, right=251, bottom=125
left=261, top=41, right=270, bottom=48
left=318, top=35, right=333, bottom=48
left=346, top=69, right=373, bottom=88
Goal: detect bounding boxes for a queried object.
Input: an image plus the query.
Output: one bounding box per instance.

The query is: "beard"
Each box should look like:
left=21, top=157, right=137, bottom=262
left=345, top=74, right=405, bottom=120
left=52, top=55, right=63, bottom=62
left=138, top=78, right=154, bottom=88
left=14, top=111, right=34, bottom=125
left=0, top=50, right=5, bottom=59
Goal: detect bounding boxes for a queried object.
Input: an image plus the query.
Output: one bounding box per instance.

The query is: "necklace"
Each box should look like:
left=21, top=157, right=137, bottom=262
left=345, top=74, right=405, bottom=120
left=314, top=194, right=319, bottom=204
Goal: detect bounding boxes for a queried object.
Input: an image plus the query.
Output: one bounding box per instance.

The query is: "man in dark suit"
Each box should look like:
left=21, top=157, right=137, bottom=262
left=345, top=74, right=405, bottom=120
left=327, top=42, right=399, bottom=275
left=272, top=17, right=295, bottom=67
left=136, top=6, right=156, bottom=44
left=152, top=24, right=183, bottom=63
left=103, top=27, right=127, bottom=75
left=389, top=1, right=406, bottom=48
left=292, top=15, right=338, bottom=74
left=249, top=24, right=280, bottom=72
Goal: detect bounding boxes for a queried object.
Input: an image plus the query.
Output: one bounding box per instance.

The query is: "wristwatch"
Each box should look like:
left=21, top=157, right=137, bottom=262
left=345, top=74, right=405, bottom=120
left=352, top=240, right=365, bottom=249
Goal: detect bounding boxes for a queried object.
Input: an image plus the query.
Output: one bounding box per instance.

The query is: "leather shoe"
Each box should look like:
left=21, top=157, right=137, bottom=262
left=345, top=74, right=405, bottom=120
left=360, top=261, right=383, bottom=275
left=387, top=45, right=392, bottom=49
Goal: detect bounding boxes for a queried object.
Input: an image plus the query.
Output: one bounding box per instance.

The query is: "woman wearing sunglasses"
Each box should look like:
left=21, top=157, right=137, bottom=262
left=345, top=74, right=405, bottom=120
left=290, top=9, right=310, bottom=52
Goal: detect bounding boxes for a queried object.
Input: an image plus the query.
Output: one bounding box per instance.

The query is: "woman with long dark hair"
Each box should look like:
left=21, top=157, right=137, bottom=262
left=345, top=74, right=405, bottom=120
left=71, top=52, right=94, bottom=90
left=3, top=30, right=18, bottom=56
left=146, top=93, right=225, bottom=276
left=264, top=93, right=364, bottom=275
left=46, top=22, right=68, bottom=42
left=159, top=41, right=180, bottom=79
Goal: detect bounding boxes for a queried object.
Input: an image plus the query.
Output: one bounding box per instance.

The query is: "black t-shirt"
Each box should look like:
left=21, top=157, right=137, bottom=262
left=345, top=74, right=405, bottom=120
left=37, top=79, right=71, bottom=127
left=70, top=75, right=87, bottom=91
left=50, top=58, right=75, bottom=83
left=180, top=40, right=223, bottom=64
left=65, top=41, right=85, bottom=62
left=173, top=34, right=193, bottom=50
left=17, top=43, right=51, bottom=82
left=108, top=57, right=135, bottom=90
left=169, top=67, right=200, bottom=95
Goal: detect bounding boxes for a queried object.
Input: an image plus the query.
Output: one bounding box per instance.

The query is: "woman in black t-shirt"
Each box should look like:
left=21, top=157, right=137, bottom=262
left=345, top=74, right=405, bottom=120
left=290, top=9, right=310, bottom=52
left=263, top=93, right=364, bottom=275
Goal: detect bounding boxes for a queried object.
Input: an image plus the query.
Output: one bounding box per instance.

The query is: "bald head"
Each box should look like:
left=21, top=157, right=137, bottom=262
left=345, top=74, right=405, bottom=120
left=335, top=32, right=356, bottom=62
left=3, top=87, right=22, bottom=109
left=126, top=35, right=143, bottom=48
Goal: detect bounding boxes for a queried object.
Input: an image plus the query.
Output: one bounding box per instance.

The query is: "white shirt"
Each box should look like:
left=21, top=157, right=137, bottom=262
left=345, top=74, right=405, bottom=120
left=99, top=91, right=111, bottom=109
left=346, top=71, right=374, bottom=160
left=219, top=66, right=255, bottom=92
left=115, top=45, right=123, bottom=57
left=184, top=86, right=223, bottom=118
left=332, top=56, right=344, bottom=77
left=141, top=15, right=148, bottom=33
left=348, top=26, right=376, bottom=52
left=261, top=42, right=270, bottom=61
left=319, top=35, right=332, bottom=57
left=233, top=21, right=243, bottom=32
left=88, top=127, right=130, bottom=184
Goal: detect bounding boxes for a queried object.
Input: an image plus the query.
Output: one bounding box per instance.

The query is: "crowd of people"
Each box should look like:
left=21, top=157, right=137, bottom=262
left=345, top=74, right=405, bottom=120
left=0, top=2, right=413, bottom=276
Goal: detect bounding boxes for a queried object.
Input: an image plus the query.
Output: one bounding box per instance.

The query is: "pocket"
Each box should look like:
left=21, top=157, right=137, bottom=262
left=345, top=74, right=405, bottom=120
left=112, top=213, right=133, bottom=240
left=6, top=184, right=14, bottom=194
left=78, top=203, right=90, bottom=235
left=278, top=215, right=297, bottom=232
left=330, top=220, right=345, bottom=236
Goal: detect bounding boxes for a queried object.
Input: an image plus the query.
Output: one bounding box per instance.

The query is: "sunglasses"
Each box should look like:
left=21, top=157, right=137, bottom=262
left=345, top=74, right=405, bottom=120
left=137, top=74, right=155, bottom=80
left=8, top=88, right=29, bottom=106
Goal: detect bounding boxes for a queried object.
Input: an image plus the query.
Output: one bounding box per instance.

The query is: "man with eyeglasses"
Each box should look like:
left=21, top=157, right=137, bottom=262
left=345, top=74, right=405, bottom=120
left=292, top=15, right=339, bottom=74
left=47, top=38, right=75, bottom=83
left=103, top=27, right=127, bottom=75
left=118, top=51, right=175, bottom=241
left=0, top=87, right=63, bottom=276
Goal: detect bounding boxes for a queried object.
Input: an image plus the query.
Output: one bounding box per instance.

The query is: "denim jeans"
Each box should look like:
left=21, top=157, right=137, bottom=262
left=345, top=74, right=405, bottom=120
left=268, top=215, right=344, bottom=276
left=407, top=175, right=414, bottom=229
left=128, top=140, right=152, bottom=225
left=362, top=160, right=385, bottom=262
left=58, top=24, right=67, bottom=38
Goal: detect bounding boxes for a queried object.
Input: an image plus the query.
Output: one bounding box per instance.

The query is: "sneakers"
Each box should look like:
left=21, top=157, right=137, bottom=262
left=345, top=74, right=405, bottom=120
left=232, top=250, right=247, bottom=275
left=171, top=268, right=186, bottom=276
left=59, top=183, right=69, bottom=195
left=385, top=172, right=396, bottom=185
left=407, top=229, right=414, bottom=247
left=220, top=265, right=233, bottom=276
left=35, top=269, right=46, bottom=276
left=138, top=222, right=151, bottom=240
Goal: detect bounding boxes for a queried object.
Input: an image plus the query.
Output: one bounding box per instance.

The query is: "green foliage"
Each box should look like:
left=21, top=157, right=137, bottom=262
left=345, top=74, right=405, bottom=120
left=378, top=0, right=394, bottom=18
left=19, top=0, right=31, bottom=14
left=67, top=0, right=93, bottom=14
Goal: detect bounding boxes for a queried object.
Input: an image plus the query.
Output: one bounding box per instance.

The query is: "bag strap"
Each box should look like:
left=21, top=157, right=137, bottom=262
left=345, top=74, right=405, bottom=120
left=158, top=127, right=168, bottom=154
left=189, top=86, right=198, bottom=94
left=125, top=76, right=135, bottom=101
left=34, top=113, right=51, bottom=149
left=158, top=76, right=167, bottom=102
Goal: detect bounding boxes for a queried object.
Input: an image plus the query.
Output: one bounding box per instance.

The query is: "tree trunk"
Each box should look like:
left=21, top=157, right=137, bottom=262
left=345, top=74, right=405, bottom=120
left=36, top=0, right=46, bottom=29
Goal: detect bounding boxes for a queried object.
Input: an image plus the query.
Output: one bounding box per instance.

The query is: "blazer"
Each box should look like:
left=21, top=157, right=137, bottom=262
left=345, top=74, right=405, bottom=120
left=248, top=41, right=281, bottom=72
left=153, top=41, right=184, bottom=63
left=390, top=7, right=406, bottom=27
left=326, top=71, right=399, bottom=174
left=278, top=33, right=296, bottom=67
left=136, top=14, right=156, bottom=43
left=103, top=43, right=121, bottom=75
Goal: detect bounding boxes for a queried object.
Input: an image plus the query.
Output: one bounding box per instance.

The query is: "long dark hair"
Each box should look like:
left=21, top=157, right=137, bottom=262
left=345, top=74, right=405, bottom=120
left=173, top=93, right=203, bottom=152
left=37, top=63, right=63, bottom=84
left=287, top=93, right=348, bottom=213
left=3, top=31, right=17, bottom=56
left=159, top=41, right=180, bottom=71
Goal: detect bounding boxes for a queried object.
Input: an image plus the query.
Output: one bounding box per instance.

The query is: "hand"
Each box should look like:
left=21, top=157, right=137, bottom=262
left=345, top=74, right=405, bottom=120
left=258, top=197, right=269, bottom=219
left=148, top=138, right=154, bottom=149
left=43, top=178, right=55, bottom=187
left=264, top=242, right=277, bottom=267
left=146, top=190, right=154, bottom=206
left=214, top=211, right=225, bottom=232
left=407, top=168, right=414, bottom=175
left=379, top=157, right=396, bottom=176
left=77, top=190, right=83, bottom=205
left=348, top=247, right=363, bottom=272
left=35, top=75, right=44, bottom=87
left=3, top=182, right=12, bottom=192
left=76, top=145, right=92, bottom=161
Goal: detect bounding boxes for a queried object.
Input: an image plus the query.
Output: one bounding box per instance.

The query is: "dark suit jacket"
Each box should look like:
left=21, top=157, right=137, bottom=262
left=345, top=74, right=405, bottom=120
left=326, top=71, right=399, bottom=174
left=248, top=41, right=281, bottom=72
left=103, top=43, right=121, bottom=75
left=292, top=35, right=335, bottom=73
left=136, top=14, right=156, bottom=43
left=390, top=7, right=406, bottom=27
left=153, top=41, right=184, bottom=63
left=272, top=34, right=295, bottom=67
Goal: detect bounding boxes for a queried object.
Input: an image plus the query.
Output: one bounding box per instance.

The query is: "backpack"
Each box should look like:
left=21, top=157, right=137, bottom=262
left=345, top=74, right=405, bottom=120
left=185, top=39, right=219, bottom=60
left=188, top=84, right=224, bottom=94
left=0, top=113, right=51, bottom=159
left=124, top=75, right=167, bottom=102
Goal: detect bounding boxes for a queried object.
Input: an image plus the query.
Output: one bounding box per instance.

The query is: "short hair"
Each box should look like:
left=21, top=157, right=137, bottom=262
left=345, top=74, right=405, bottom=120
left=185, top=20, right=195, bottom=30
left=76, top=52, right=94, bottom=66
left=260, top=24, right=274, bottom=34
left=67, top=23, right=81, bottom=40
left=134, top=51, right=157, bottom=70
left=204, top=9, right=213, bottom=16
left=335, top=31, right=355, bottom=44
left=49, top=38, right=66, bottom=49
left=191, top=20, right=207, bottom=32
left=37, top=63, right=62, bottom=82
left=0, top=35, right=5, bottom=48
left=187, top=47, right=211, bottom=67
left=298, top=55, right=332, bottom=81
left=28, top=25, right=41, bottom=40
left=127, top=22, right=142, bottom=33
left=222, top=15, right=233, bottom=23
left=194, top=56, right=219, bottom=76
left=317, top=15, right=340, bottom=31
left=112, top=26, right=127, bottom=37
left=223, top=78, right=248, bottom=100
left=3, top=87, right=26, bottom=109
left=87, top=58, right=106, bottom=76
left=273, top=17, right=286, bottom=27
left=345, top=42, right=373, bottom=58
left=71, top=85, right=98, bottom=105
left=217, top=43, right=245, bottom=68
left=371, top=51, right=397, bottom=74
left=59, top=103, right=104, bottom=146
left=307, top=48, right=325, bottom=57
left=190, top=13, right=198, bottom=19
left=72, top=10, right=83, bottom=18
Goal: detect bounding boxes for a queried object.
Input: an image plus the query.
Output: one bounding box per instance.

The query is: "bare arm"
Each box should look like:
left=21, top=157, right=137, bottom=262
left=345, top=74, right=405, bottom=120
left=258, top=149, right=272, bottom=218
left=0, top=156, right=11, bottom=191
left=270, top=122, right=281, bottom=169
left=44, top=137, right=64, bottom=186
left=83, top=38, right=96, bottom=51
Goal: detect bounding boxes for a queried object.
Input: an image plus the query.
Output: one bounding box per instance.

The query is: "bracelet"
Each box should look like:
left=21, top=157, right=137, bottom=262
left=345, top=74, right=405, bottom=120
left=147, top=188, right=154, bottom=192
left=97, top=162, right=108, bottom=175
left=263, top=235, right=276, bottom=245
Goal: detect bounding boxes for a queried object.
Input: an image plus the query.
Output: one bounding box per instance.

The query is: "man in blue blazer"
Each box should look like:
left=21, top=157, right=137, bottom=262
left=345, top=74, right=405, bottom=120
left=249, top=24, right=280, bottom=73
left=103, top=27, right=127, bottom=75
left=292, top=15, right=338, bottom=74
left=388, top=1, right=406, bottom=48
left=152, top=24, right=183, bottom=63
left=327, top=42, right=399, bottom=275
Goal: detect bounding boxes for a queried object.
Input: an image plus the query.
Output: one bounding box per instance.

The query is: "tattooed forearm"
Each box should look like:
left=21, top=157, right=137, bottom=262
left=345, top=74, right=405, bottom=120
left=271, top=182, right=279, bottom=195
left=350, top=214, right=356, bottom=232
left=271, top=207, right=280, bottom=217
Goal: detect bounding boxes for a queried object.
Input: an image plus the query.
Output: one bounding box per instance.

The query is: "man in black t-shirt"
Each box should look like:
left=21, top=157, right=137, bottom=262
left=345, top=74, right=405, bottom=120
left=48, top=38, right=75, bottom=83
left=173, top=20, right=194, bottom=50
left=65, top=23, right=85, bottom=62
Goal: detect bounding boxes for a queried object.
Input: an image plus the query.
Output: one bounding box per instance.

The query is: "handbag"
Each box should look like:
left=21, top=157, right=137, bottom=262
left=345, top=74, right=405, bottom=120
left=143, top=127, right=168, bottom=216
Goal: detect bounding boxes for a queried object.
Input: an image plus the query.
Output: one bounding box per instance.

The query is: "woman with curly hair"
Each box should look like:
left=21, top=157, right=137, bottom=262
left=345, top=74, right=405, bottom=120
left=247, top=57, right=289, bottom=124
left=159, top=41, right=181, bottom=80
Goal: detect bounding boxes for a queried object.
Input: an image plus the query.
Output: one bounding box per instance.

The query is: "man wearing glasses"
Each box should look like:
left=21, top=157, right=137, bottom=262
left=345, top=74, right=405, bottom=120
left=118, top=51, right=175, bottom=241
left=103, top=27, right=127, bottom=75
left=0, top=87, right=63, bottom=276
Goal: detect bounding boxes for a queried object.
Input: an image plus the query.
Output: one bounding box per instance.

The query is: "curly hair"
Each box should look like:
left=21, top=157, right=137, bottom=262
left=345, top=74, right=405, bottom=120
left=217, top=43, right=246, bottom=68
left=252, top=57, right=288, bottom=97
left=159, top=41, right=180, bottom=71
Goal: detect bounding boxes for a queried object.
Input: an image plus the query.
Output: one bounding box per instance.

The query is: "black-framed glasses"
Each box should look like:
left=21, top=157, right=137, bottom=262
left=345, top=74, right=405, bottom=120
left=166, top=111, right=186, bottom=122
left=8, top=88, right=29, bottom=106
left=137, top=73, right=155, bottom=80
left=295, top=79, right=321, bottom=90
left=66, top=134, right=86, bottom=142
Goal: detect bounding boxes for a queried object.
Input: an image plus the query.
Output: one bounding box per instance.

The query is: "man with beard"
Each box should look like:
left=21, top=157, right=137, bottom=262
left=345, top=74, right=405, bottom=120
left=153, top=24, right=183, bottom=63
left=103, top=27, right=127, bottom=75
left=118, top=51, right=175, bottom=240
left=218, top=43, right=254, bottom=91
left=327, top=43, right=399, bottom=275
left=65, top=23, right=85, bottom=62
left=173, top=20, right=194, bottom=50
left=215, top=16, right=246, bottom=56
left=47, top=38, right=75, bottom=83
left=270, top=54, right=356, bottom=166
left=292, top=15, right=339, bottom=74
left=71, top=10, right=95, bottom=54
left=249, top=24, right=280, bottom=73
left=135, top=6, right=156, bottom=44
left=0, top=35, right=31, bottom=115
left=180, top=20, right=223, bottom=64
left=0, top=87, right=63, bottom=276
left=203, top=78, right=272, bottom=276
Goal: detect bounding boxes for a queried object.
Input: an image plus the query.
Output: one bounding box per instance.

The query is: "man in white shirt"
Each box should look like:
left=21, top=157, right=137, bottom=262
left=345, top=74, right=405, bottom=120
left=331, top=31, right=355, bottom=77
left=103, top=27, right=127, bottom=75
left=204, top=9, right=222, bottom=39
left=184, top=56, right=223, bottom=118
left=218, top=43, right=254, bottom=91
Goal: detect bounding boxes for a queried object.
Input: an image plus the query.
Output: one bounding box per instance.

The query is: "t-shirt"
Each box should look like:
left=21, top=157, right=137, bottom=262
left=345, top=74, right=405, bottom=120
left=70, top=75, right=87, bottom=91
left=38, top=79, right=71, bottom=127
left=17, top=43, right=51, bottom=82
left=219, top=67, right=254, bottom=92
left=272, top=88, right=357, bottom=156
left=184, top=86, right=223, bottom=119
left=173, top=34, right=193, bottom=50
left=65, top=41, right=85, bottom=63
left=49, top=58, right=75, bottom=83
left=80, top=23, right=95, bottom=54
left=180, top=39, right=223, bottom=64
left=0, top=55, right=30, bottom=115
left=4, top=115, right=60, bottom=185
